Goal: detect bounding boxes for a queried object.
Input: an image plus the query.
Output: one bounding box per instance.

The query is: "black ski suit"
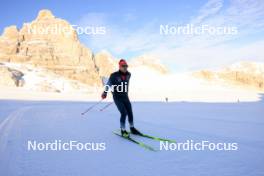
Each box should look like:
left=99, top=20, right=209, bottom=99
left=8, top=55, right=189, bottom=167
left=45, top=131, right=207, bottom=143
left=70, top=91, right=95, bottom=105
left=105, top=70, right=133, bottom=129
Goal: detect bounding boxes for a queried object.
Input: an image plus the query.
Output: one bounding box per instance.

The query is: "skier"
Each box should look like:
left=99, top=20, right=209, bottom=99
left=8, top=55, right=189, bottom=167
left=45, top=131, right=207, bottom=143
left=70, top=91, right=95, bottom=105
left=101, top=59, right=142, bottom=137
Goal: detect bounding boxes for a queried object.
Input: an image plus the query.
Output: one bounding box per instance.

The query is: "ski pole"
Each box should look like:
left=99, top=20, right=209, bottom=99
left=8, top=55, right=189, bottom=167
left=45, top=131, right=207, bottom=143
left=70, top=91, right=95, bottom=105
left=81, top=99, right=103, bottom=115
left=100, top=102, right=113, bottom=111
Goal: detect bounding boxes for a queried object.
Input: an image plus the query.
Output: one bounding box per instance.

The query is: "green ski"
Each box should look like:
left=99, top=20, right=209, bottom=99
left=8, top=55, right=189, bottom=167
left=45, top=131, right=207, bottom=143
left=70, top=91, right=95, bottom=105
left=113, top=131, right=156, bottom=151
left=129, top=132, right=176, bottom=143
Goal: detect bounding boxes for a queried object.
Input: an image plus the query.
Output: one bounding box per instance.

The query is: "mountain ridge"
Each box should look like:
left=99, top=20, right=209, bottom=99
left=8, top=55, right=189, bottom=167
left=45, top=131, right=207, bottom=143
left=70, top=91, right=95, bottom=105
left=0, top=9, right=168, bottom=88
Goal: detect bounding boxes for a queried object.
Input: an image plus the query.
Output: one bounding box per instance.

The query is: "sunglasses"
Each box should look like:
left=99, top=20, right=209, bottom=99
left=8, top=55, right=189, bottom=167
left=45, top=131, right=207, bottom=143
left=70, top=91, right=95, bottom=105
left=121, top=65, right=128, bottom=68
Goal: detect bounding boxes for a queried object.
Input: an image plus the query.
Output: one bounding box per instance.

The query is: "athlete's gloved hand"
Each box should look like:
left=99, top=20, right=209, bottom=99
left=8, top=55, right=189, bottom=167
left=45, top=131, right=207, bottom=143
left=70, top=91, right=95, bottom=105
left=101, top=92, right=107, bottom=99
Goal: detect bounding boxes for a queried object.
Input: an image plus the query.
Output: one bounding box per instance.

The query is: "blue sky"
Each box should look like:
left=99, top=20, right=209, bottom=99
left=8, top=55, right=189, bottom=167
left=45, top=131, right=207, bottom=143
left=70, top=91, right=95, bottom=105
left=0, top=0, right=203, bottom=32
left=1, top=0, right=264, bottom=71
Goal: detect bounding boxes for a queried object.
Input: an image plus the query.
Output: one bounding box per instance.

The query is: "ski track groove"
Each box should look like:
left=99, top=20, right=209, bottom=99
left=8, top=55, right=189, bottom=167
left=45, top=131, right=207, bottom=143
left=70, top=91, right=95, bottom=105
left=0, top=106, right=33, bottom=176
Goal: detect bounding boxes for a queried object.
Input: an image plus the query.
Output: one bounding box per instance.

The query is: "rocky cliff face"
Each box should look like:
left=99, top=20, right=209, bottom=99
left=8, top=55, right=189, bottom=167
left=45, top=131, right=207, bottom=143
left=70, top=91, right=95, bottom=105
left=0, top=9, right=170, bottom=92
left=0, top=9, right=102, bottom=86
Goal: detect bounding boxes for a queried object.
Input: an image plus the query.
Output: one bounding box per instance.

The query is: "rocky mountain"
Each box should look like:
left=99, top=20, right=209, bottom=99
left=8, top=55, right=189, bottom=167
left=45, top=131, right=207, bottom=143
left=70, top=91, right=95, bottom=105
left=130, top=55, right=169, bottom=74
left=0, top=9, right=169, bottom=92
left=94, top=50, right=116, bottom=77
left=0, top=9, right=101, bottom=86
left=193, top=62, right=264, bottom=91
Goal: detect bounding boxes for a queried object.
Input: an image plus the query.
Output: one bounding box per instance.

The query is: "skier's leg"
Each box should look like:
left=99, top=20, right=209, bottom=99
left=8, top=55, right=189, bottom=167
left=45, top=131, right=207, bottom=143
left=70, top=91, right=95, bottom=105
left=114, top=99, right=127, bottom=129
left=124, top=98, right=134, bottom=127
left=124, top=98, right=142, bottom=135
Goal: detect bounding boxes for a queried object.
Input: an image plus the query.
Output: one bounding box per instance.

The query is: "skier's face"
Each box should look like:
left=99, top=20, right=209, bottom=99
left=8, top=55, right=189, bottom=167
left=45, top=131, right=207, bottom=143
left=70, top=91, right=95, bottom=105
left=119, top=65, right=128, bottom=73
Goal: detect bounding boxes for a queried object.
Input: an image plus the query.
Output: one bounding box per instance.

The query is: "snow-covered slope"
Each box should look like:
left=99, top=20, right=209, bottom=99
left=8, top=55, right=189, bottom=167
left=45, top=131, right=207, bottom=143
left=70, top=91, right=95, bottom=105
left=129, top=65, right=260, bottom=102
left=1, top=62, right=94, bottom=93
left=228, top=62, right=264, bottom=75
left=0, top=100, right=263, bottom=176
left=130, top=55, right=168, bottom=74
left=194, top=62, right=264, bottom=92
left=0, top=61, right=262, bottom=102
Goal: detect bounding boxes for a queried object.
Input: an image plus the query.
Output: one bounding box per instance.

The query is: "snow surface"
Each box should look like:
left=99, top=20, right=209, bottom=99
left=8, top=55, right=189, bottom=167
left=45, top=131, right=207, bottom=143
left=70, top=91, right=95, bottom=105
left=0, top=97, right=264, bottom=176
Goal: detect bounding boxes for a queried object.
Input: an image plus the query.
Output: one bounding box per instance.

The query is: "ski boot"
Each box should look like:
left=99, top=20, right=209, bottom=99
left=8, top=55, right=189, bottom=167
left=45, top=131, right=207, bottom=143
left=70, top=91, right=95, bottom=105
left=121, top=129, right=130, bottom=138
left=130, top=127, right=142, bottom=135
